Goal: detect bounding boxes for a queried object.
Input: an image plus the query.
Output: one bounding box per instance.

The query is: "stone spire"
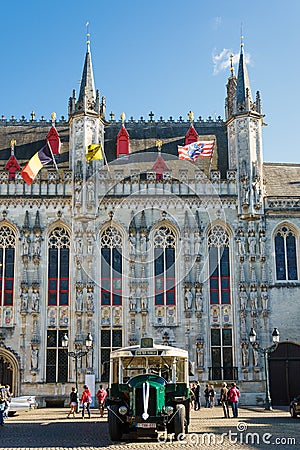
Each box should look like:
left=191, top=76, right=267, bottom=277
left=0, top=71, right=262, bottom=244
left=235, top=39, right=253, bottom=114
left=225, top=54, right=237, bottom=120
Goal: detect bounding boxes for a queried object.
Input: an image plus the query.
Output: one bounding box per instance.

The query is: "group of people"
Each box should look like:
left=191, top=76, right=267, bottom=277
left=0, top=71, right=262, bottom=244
left=67, top=384, right=108, bottom=419
left=190, top=382, right=240, bottom=418
left=0, top=384, right=12, bottom=426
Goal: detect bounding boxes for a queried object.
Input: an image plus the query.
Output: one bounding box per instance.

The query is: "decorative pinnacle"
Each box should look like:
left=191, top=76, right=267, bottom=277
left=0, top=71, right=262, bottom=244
left=230, top=53, right=234, bottom=74
left=120, top=112, right=126, bottom=124
left=51, top=112, right=56, bottom=124
left=188, top=111, right=194, bottom=123
left=240, top=23, right=244, bottom=49
left=156, top=139, right=162, bottom=152
left=86, top=21, right=90, bottom=48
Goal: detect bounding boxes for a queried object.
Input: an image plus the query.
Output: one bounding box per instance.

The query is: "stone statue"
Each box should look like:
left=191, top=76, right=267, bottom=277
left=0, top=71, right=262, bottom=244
left=250, top=288, right=258, bottom=311
left=241, top=342, right=249, bottom=366
left=184, top=288, right=193, bottom=310
left=183, top=231, right=191, bottom=255
left=194, top=231, right=201, bottom=255
left=237, top=233, right=246, bottom=256
left=259, top=233, right=266, bottom=257
left=261, top=288, right=269, bottom=310
left=248, top=233, right=256, bottom=255
left=140, top=234, right=147, bottom=254
left=239, top=288, right=248, bottom=310
left=196, top=342, right=204, bottom=367
left=31, top=348, right=38, bottom=370
left=76, top=287, right=83, bottom=311
left=87, top=179, right=95, bottom=203
left=129, top=296, right=137, bottom=310
left=129, top=232, right=136, bottom=254
left=31, top=288, right=40, bottom=311
left=252, top=177, right=262, bottom=205
left=22, top=235, right=30, bottom=256
left=242, top=178, right=250, bottom=205
left=21, top=288, right=29, bottom=310
left=86, top=289, right=94, bottom=311
left=195, top=289, right=203, bottom=311
left=33, top=233, right=41, bottom=256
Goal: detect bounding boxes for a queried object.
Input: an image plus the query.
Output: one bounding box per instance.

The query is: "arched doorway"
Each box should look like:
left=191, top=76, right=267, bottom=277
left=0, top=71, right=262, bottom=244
left=269, top=342, right=300, bottom=406
left=0, top=348, right=20, bottom=396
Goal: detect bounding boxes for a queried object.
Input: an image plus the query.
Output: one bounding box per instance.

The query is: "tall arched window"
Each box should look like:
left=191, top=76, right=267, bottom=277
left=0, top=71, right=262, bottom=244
left=48, top=227, right=70, bottom=306
left=100, top=226, right=123, bottom=381
left=208, top=225, right=230, bottom=305
left=275, top=225, right=298, bottom=281
left=0, top=226, right=16, bottom=306
left=100, top=227, right=123, bottom=306
left=153, top=226, right=176, bottom=306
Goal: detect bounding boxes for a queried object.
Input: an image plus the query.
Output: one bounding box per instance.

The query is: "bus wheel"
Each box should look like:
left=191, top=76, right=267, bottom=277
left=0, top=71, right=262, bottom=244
left=108, top=406, right=123, bottom=441
left=174, top=404, right=186, bottom=439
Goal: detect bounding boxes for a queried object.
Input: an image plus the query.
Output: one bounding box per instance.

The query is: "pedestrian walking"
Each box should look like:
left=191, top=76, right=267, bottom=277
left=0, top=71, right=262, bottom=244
left=80, top=385, right=92, bottom=419
left=96, top=384, right=107, bottom=417
left=204, top=384, right=210, bottom=408
left=194, top=381, right=201, bottom=410
left=3, top=385, right=12, bottom=418
left=229, top=382, right=240, bottom=418
left=67, top=387, right=78, bottom=418
left=220, top=382, right=230, bottom=418
left=0, top=385, right=8, bottom=426
left=208, top=384, right=216, bottom=408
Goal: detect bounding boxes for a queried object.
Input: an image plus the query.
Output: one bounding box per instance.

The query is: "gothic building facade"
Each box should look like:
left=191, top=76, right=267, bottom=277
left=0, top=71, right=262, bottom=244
left=0, top=40, right=299, bottom=406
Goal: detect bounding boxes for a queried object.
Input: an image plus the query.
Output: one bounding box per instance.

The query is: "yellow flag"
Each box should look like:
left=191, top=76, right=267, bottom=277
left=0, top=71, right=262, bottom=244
left=86, top=144, right=103, bottom=162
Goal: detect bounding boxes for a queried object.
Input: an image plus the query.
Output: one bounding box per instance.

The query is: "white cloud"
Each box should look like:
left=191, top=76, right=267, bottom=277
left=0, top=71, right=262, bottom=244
left=213, top=16, right=222, bottom=29
left=212, top=48, right=251, bottom=76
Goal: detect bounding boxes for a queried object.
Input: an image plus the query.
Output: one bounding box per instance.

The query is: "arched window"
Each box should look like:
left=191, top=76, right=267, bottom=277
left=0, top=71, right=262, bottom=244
left=47, top=227, right=70, bottom=306
left=275, top=225, right=298, bottom=281
left=100, top=226, right=123, bottom=306
left=153, top=226, right=176, bottom=305
left=208, top=225, right=230, bottom=305
left=0, top=226, right=16, bottom=306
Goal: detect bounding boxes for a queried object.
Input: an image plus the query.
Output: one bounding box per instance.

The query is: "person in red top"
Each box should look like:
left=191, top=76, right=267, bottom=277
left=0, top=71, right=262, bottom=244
left=80, top=385, right=92, bottom=419
left=96, top=384, right=107, bottom=417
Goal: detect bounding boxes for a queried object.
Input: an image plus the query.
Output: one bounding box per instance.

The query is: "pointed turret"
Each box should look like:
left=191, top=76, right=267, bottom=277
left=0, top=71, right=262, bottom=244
left=5, top=139, right=20, bottom=181
left=235, top=42, right=253, bottom=113
left=77, top=39, right=96, bottom=111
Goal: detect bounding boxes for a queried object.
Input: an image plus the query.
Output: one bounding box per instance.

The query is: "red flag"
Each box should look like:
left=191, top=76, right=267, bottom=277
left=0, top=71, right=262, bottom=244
left=47, top=126, right=61, bottom=155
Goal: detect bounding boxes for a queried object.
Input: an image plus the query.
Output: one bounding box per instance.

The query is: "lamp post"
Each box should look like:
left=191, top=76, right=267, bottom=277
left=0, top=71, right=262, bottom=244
left=62, top=332, right=93, bottom=411
left=249, top=327, right=280, bottom=410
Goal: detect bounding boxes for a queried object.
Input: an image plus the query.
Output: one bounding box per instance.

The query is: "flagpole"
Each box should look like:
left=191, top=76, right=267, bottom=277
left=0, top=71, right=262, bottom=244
left=101, top=144, right=110, bottom=173
left=48, top=112, right=60, bottom=176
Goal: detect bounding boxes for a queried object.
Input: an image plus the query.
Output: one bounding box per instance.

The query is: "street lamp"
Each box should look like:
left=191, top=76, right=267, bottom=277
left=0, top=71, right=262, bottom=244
left=62, top=332, right=93, bottom=411
left=249, top=327, right=280, bottom=410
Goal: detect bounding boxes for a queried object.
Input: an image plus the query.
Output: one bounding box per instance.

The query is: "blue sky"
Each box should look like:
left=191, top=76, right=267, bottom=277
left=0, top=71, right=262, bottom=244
left=1, top=0, right=299, bottom=163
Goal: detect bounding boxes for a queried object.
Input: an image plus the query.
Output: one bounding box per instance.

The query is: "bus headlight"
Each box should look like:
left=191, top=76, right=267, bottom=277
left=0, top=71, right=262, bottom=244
left=165, top=406, right=174, bottom=415
left=119, top=405, right=128, bottom=415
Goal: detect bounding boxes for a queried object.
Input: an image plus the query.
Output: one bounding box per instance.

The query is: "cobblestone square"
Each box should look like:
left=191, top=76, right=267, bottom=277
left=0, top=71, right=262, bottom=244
left=1, top=405, right=299, bottom=450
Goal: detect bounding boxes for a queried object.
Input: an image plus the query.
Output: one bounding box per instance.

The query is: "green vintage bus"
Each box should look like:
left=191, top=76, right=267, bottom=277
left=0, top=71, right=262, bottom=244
left=106, top=338, right=190, bottom=441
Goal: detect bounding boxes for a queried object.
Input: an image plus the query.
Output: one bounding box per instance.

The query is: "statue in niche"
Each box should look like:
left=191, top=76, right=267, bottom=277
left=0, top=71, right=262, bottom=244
left=86, top=349, right=93, bottom=369
left=86, top=288, right=94, bottom=311
left=183, top=231, right=191, bottom=255
left=252, top=346, right=259, bottom=367
left=31, top=287, right=40, bottom=311
left=31, top=347, right=38, bottom=370
left=241, top=177, right=250, bottom=205
left=261, top=287, right=269, bottom=311
left=87, top=235, right=94, bottom=255
left=184, top=288, right=193, bottom=310
left=250, top=287, right=258, bottom=311
left=75, top=181, right=82, bottom=204
left=194, top=230, right=202, bottom=255
left=129, top=231, right=136, bottom=254
left=141, top=295, right=148, bottom=310
left=22, top=235, right=30, bottom=256
left=76, top=286, right=83, bottom=311
left=33, top=233, right=41, bottom=256
left=87, top=179, right=95, bottom=204
left=241, top=342, right=249, bottom=366
left=248, top=232, right=256, bottom=255
left=21, top=286, right=29, bottom=310
left=129, top=296, right=137, bottom=311
left=195, top=289, right=203, bottom=312
left=259, top=232, right=266, bottom=257
left=237, top=232, right=246, bottom=256
left=239, top=287, right=248, bottom=310
left=140, top=233, right=147, bottom=254
left=252, top=177, right=262, bottom=205
left=196, top=341, right=204, bottom=367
